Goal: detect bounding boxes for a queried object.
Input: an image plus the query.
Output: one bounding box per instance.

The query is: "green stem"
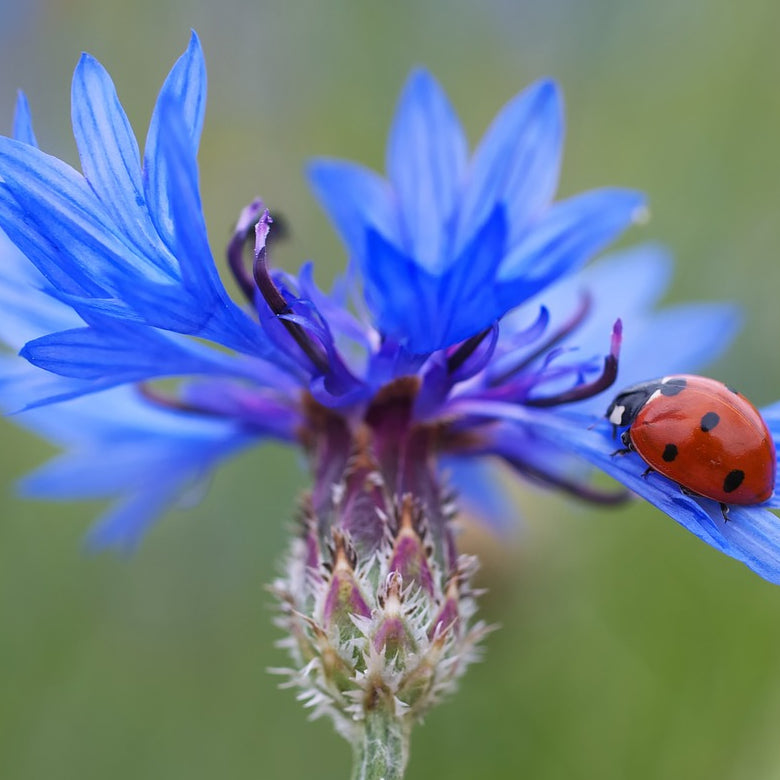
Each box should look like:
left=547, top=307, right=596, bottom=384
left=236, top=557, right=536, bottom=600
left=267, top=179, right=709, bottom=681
left=350, top=709, right=411, bottom=780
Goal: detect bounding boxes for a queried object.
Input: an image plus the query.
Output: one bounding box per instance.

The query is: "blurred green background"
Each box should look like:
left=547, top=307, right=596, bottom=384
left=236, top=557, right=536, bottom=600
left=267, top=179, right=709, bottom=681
left=2, top=1, right=780, bottom=778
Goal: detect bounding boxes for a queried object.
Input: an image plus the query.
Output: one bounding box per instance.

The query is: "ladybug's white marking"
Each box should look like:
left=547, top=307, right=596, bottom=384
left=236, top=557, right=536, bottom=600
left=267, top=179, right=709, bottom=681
left=609, top=404, right=626, bottom=426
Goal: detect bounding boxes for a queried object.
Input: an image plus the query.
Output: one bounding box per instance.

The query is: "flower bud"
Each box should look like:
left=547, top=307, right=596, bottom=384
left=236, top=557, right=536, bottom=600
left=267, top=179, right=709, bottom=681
left=270, top=386, right=490, bottom=741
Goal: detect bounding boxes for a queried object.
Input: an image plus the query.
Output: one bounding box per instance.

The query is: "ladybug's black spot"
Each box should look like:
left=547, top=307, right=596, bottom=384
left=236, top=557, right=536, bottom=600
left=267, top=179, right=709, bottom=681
left=662, top=443, right=678, bottom=462
left=660, top=378, right=687, bottom=397
left=723, top=469, right=745, bottom=494
left=700, top=411, right=720, bottom=432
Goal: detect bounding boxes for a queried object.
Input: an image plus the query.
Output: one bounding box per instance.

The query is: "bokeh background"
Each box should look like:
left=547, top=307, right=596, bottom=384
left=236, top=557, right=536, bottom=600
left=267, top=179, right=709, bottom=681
left=2, top=1, right=780, bottom=778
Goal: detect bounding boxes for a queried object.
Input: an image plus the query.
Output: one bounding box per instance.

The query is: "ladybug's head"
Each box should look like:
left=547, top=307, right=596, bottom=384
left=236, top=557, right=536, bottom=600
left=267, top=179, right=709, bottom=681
left=605, top=376, right=688, bottom=430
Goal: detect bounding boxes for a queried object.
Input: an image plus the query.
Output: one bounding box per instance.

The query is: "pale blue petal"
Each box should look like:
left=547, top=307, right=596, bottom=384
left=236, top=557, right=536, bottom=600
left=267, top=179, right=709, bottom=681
left=386, top=68, right=467, bottom=272
left=0, top=139, right=156, bottom=294
left=497, top=188, right=647, bottom=291
left=534, top=412, right=780, bottom=584
left=0, top=232, right=82, bottom=349
left=307, top=159, right=396, bottom=265
left=12, top=91, right=38, bottom=147
left=150, top=100, right=275, bottom=357
left=143, top=31, right=207, bottom=252
left=498, top=245, right=740, bottom=415
left=533, top=245, right=675, bottom=333
left=0, top=356, right=94, bottom=412
left=9, top=384, right=251, bottom=551
left=20, top=321, right=240, bottom=383
left=615, top=303, right=741, bottom=389
left=71, top=53, right=173, bottom=268
left=362, top=229, right=434, bottom=346
left=456, top=79, right=563, bottom=253
left=441, top=456, right=519, bottom=534
left=8, top=384, right=233, bottom=443
left=362, top=207, right=508, bottom=353
left=84, top=484, right=187, bottom=552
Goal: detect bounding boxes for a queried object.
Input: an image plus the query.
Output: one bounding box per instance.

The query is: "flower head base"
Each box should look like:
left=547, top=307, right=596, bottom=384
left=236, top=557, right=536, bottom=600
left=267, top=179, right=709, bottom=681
left=271, top=384, right=490, bottom=744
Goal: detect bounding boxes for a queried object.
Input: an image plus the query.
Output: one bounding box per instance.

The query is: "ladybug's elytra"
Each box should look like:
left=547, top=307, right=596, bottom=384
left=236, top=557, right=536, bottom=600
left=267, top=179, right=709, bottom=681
left=606, top=375, right=776, bottom=507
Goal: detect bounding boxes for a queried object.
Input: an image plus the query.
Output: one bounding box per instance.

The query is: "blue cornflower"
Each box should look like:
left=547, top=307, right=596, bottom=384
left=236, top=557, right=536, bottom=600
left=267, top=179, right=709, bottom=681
left=0, top=32, right=774, bottom=594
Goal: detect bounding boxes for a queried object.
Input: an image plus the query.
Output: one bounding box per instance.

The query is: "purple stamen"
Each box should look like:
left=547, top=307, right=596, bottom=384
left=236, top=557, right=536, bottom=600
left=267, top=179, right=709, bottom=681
left=503, top=452, right=630, bottom=505
left=490, top=292, right=592, bottom=386
left=252, top=214, right=331, bottom=375
left=524, top=319, right=622, bottom=408
left=446, top=326, right=496, bottom=375
left=253, top=212, right=289, bottom=314
left=227, top=198, right=266, bottom=303
left=137, top=382, right=215, bottom=416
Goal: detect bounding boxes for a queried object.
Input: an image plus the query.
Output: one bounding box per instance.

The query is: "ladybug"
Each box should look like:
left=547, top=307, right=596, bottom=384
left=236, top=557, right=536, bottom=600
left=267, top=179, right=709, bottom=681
left=606, top=375, right=776, bottom=511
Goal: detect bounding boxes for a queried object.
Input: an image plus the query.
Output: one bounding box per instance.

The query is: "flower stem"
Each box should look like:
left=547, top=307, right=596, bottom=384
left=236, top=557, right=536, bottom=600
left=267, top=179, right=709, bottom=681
left=350, top=708, right=411, bottom=780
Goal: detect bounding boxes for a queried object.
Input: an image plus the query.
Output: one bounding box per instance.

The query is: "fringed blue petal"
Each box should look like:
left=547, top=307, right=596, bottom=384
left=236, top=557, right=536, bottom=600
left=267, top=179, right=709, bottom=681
left=455, top=79, right=563, bottom=253
left=72, top=52, right=173, bottom=266
left=535, top=411, right=780, bottom=584
left=497, top=189, right=647, bottom=293
left=9, top=385, right=251, bottom=551
left=386, top=68, right=467, bottom=272
left=306, top=159, right=396, bottom=266
left=363, top=207, right=508, bottom=353
left=143, top=30, right=207, bottom=252
left=12, top=91, right=38, bottom=147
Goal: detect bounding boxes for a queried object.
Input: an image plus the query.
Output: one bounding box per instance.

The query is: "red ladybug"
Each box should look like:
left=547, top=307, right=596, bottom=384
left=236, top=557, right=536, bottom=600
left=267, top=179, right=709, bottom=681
left=606, top=375, right=776, bottom=509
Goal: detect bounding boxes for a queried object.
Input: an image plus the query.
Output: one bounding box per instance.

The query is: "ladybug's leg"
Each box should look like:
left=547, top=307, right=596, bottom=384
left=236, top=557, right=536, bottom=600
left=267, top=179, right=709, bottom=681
left=677, top=488, right=731, bottom=522
left=641, top=466, right=655, bottom=479
left=610, top=446, right=632, bottom=456
left=610, top=430, right=634, bottom=457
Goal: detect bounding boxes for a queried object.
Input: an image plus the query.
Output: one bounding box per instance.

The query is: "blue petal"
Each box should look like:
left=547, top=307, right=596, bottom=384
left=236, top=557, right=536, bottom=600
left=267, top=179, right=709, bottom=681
left=614, top=302, right=742, bottom=390
left=0, top=139, right=156, bottom=295
left=181, top=379, right=301, bottom=440
left=0, top=146, right=226, bottom=344
left=307, top=159, right=396, bottom=265
left=84, top=484, right=190, bottom=552
left=150, top=99, right=275, bottom=357
left=146, top=30, right=206, bottom=152
left=497, top=188, right=647, bottom=297
left=363, top=207, right=508, bottom=353
left=0, top=356, right=95, bottom=412
left=386, top=68, right=467, bottom=272
left=455, top=79, right=563, bottom=254
left=0, top=231, right=82, bottom=349
left=435, top=207, right=508, bottom=335
left=528, top=244, right=676, bottom=336
left=144, top=31, right=207, bottom=252
left=148, top=100, right=213, bottom=294
left=12, top=91, right=38, bottom=147
left=362, top=230, right=435, bottom=347
left=534, top=412, right=780, bottom=584
left=0, top=177, right=216, bottom=333
left=71, top=53, right=173, bottom=268
left=20, top=321, right=241, bottom=384
left=10, top=385, right=251, bottom=551
left=440, top=456, right=519, bottom=534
